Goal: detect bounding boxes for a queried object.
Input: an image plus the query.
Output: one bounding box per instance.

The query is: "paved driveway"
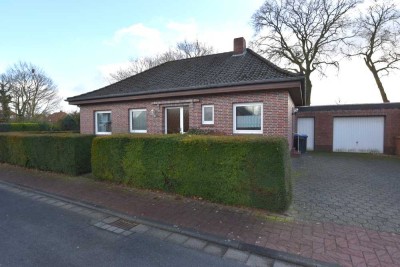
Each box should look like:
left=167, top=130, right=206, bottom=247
left=290, top=153, right=400, bottom=233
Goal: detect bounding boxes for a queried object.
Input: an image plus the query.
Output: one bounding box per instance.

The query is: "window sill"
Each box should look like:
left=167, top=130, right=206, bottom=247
left=96, top=132, right=112, bottom=135
left=233, top=130, right=263, bottom=134
left=130, top=130, right=148, bottom=133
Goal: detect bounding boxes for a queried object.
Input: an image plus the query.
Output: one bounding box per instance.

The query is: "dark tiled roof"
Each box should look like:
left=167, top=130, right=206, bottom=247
left=67, top=49, right=303, bottom=102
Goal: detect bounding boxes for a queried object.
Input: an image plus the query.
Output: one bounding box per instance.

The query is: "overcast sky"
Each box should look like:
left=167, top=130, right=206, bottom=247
left=0, top=0, right=399, bottom=112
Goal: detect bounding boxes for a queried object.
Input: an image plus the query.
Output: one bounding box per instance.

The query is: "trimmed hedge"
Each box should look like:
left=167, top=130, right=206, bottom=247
left=0, top=123, right=51, bottom=132
left=92, top=135, right=292, bottom=212
left=0, top=133, right=94, bottom=175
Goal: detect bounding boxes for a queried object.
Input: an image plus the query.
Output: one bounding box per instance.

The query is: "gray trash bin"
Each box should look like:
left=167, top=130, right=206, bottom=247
left=294, top=134, right=308, bottom=153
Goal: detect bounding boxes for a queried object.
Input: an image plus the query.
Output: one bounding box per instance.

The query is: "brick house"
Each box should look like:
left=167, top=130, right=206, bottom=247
left=47, top=111, right=68, bottom=124
left=67, top=38, right=305, bottom=147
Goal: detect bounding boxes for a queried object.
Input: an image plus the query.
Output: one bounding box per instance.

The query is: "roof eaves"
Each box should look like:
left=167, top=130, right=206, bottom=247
left=66, top=76, right=304, bottom=102
left=298, top=102, right=400, bottom=111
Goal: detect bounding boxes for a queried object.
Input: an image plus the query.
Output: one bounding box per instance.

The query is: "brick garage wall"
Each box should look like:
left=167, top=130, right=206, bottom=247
left=79, top=90, right=294, bottom=144
left=296, top=104, right=400, bottom=154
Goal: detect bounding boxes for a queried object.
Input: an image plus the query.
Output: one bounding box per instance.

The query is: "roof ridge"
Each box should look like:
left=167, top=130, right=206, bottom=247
left=162, top=50, right=233, bottom=64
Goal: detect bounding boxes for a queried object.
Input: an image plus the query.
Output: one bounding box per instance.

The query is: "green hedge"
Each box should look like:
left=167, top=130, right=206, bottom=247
left=92, top=135, right=292, bottom=212
left=0, top=123, right=51, bottom=132
left=0, top=133, right=94, bottom=175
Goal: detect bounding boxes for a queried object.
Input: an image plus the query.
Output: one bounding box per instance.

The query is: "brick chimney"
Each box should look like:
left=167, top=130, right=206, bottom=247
left=233, top=37, right=246, bottom=54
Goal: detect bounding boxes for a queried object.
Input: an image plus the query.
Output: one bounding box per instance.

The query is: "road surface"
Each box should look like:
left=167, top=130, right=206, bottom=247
left=0, top=187, right=245, bottom=267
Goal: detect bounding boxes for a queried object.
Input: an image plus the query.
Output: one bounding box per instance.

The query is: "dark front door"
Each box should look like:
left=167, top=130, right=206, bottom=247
left=166, top=108, right=181, bottom=134
left=165, top=107, right=189, bottom=134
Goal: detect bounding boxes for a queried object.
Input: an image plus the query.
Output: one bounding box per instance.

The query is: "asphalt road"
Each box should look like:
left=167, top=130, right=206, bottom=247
left=0, top=187, right=245, bottom=267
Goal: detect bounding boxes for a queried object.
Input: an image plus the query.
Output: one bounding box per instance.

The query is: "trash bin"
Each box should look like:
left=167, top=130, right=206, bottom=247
left=294, top=134, right=308, bottom=154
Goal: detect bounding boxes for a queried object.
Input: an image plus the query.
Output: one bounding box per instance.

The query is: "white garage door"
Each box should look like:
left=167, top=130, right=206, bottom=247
left=297, top=118, right=314, bottom=151
left=333, top=117, right=384, bottom=153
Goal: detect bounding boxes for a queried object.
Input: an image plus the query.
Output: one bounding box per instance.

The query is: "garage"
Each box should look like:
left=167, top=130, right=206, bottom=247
left=297, top=117, right=314, bottom=151
left=296, top=103, right=400, bottom=154
left=333, top=117, right=384, bottom=153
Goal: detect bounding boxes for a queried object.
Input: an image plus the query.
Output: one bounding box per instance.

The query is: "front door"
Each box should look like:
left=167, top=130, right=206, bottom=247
left=165, top=107, right=189, bottom=134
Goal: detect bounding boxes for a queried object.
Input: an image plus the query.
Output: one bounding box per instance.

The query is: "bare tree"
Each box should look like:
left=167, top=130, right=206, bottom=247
left=0, top=74, right=12, bottom=122
left=176, top=39, right=214, bottom=58
left=109, top=39, right=215, bottom=82
left=5, top=62, right=61, bottom=120
left=252, top=0, right=361, bottom=105
left=109, top=56, right=161, bottom=81
left=348, top=0, right=400, bottom=102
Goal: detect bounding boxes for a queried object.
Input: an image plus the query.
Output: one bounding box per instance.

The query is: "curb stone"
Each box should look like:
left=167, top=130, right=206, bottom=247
left=0, top=180, right=338, bottom=267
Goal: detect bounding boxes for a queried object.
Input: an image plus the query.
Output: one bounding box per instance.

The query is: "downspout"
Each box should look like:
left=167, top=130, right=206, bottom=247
left=292, top=107, right=299, bottom=152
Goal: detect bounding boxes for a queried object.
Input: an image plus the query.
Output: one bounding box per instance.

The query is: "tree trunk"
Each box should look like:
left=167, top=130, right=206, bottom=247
left=0, top=84, right=11, bottom=122
left=365, top=58, right=389, bottom=103
left=0, top=92, right=10, bottom=122
left=304, top=72, right=312, bottom=106
left=371, top=69, right=389, bottom=103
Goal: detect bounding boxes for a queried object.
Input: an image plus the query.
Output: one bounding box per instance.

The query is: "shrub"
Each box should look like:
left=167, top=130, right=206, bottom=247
left=59, top=115, right=79, bottom=131
left=0, top=133, right=94, bottom=175
left=0, top=122, right=51, bottom=132
left=57, top=112, right=80, bottom=131
left=186, top=128, right=224, bottom=135
left=92, top=135, right=292, bottom=212
left=0, top=123, right=11, bottom=132
left=38, top=122, right=51, bottom=131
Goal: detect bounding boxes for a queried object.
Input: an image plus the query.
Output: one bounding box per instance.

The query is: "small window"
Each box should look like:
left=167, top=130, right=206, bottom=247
left=202, top=105, right=214, bottom=125
left=130, top=109, right=147, bottom=133
left=233, top=103, right=263, bottom=134
left=95, top=111, right=112, bottom=135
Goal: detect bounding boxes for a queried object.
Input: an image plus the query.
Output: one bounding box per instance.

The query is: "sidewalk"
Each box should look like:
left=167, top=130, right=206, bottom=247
left=1, top=163, right=400, bottom=267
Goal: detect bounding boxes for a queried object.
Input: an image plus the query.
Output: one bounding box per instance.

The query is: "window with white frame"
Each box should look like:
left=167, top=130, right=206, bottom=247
left=130, top=109, right=147, bottom=133
left=233, top=103, right=263, bottom=134
left=95, top=111, right=112, bottom=135
left=202, top=105, right=214, bottom=125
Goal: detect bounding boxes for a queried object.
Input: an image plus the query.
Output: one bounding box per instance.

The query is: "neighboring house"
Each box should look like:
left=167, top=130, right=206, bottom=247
left=67, top=37, right=305, bottom=147
left=47, top=111, right=67, bottom=124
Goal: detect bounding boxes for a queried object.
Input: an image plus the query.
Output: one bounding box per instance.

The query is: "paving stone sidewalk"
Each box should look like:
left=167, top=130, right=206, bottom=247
left=1, top=163, right=400, bottom=267
left=290, top=153, right=400, bottom=233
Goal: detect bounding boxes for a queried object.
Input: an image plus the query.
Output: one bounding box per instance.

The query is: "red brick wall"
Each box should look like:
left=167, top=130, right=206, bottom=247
left=296, top=107, right=400, bottom=154
left=287, top=96, right=295, bottom=149
left=79, top=90, right=294, bottom=144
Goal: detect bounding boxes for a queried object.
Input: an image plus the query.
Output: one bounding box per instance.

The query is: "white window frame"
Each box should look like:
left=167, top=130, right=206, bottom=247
left=202, top=105, right=214, bottom=125
left=95, top=111, right=112, bottom=135
left=130, top=109, right=147, bottom=133
left=233, top=103, right=263, bottom=134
